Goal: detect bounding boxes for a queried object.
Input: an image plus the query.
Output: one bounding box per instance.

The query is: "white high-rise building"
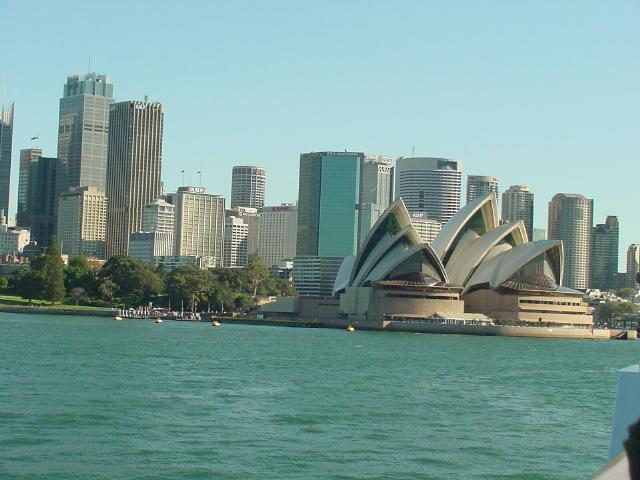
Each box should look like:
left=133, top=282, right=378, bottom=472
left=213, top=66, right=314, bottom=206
left=223, top=216, right=249, bottom=268
left=466, top=175, right=499, bottom=206
left=143, top=199, right=175, bottom=233
left=548, top=193, right=593, bottom=290
left=394, top=157, right=462, bottom=224
left=227, top=206, right=260, bottom=258
left=231, top=166, right=266, bottom=209
left=57, top=186, right=107, bottom=259
left=359, top=155, right=394, bottom=245
left=171, top=186, right=225, bottom=269
left=258, top=204, right=298, bottom=267
left=410, top=215, right=442, bottom=244
left=627, top=244, right=640, bottom=288
left=502, top=185, right=534, bottom=240
left=0, top=225, right=30, bottom=255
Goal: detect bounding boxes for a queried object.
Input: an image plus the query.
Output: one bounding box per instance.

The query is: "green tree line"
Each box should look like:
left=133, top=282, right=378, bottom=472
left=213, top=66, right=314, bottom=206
left=0, top=236, right=294, bottom=311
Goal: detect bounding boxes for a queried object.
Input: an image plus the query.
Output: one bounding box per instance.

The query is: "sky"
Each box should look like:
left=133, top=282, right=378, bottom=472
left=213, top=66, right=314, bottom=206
left=1, top=0, right=639, bottom=264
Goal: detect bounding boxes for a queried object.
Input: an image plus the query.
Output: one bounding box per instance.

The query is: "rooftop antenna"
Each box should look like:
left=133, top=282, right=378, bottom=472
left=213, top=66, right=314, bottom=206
left=181, top=170, right=185, bottom=186
left=144, top=94, right=148, bottom=103
left=30, top=133, right=40, bottom=149
left=197, top=171, right=202, bottom=187
left=88, top=55, right=91, bottom=73
left=411, top=145, right=416, bottom=157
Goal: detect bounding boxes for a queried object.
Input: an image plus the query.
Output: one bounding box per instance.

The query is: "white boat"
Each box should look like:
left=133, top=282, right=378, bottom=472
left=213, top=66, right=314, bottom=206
left=155, top=318, right=163, bottom=324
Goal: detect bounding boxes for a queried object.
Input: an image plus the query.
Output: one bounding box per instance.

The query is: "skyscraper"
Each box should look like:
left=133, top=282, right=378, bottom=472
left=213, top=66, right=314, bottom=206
left=502, top=185, right=534, bottom=240
left=358, top=155, right=394, bottom=245
left=142, top=199, right=175, bottom=233
left=105, top=101, right=164, bottom=257
left=295, top=151, right=363, bottom=296
left=57, top=186, right=107, bottom=258
left=590, top=216, right=619, bottom=291
left=394, top=157, right=462, bottom=224
left=258, top=204, right=298, bottom=267
left=627, top=244, right=640, bottom=288
left=297, top=152, right=363, bottom=257
left=57, top=74, right=114, bottom=194
left=0, top=103, right=15, bottom=217
left=466, top=175, right=499, bottom=206
left=171, top=186, right=225, bottom=268
left=23, top=156, right=59, bottom=247
left=548, top=193, right=593, bottom=290
left=230, top=166, right=266, bottom=209
left=223, top=215, right=249, bottom=268
left=17, top=148, right=43, bottom=225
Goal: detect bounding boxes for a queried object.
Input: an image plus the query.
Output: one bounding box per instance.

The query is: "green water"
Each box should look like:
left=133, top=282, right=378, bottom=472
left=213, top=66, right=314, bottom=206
left=0, top=313, right=638, bottom=479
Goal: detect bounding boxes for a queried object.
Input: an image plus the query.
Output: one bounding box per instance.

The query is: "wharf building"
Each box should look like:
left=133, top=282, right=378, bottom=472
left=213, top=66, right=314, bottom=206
left=590, top=216, right=619, bottom=291
left=501, top=185, right=534, bottom=240
left=57, top=186, right=107, bottom=259
left=57, top=74, right=114, bottom=195
left=466, top=175, right=498, bottom=206
left=230, top=166, right=266, bottom=209
left=105, top=101, right=164, bottom=257
left=394, top=157, right=462, bottom=225
left=168, top=186, right=225, bottom=269
left=0, top=103, right=14, bottom=217
left=548, top=193, right=593, bottom=290
left=257, top=204, right=298, bottom=267
left=17, top=153, right=58, bottom=248
left=294, top=151, right=364, bottom=296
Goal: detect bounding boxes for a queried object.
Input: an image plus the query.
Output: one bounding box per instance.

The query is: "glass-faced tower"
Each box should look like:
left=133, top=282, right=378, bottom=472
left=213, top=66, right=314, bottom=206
left=57, top=73, right=114, bottom=194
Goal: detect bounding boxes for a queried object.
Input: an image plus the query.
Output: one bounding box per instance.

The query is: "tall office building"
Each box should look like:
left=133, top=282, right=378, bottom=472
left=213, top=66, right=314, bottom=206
left=17, top=148, right=43, bottom=225
left=57, top=74, right=114, bottom=194
left=129, top=231, right=174, bottom=265
left=358, top=155, right=394, bottom=244
left=230, top=166, right=266, bottom=209
left=297, top=151, right=363, bottom=257
left=467, top=175, right=499, bottom=206
left=410, top=215, right=442, bottom=244
left=502, top=185, right=534, bottom=240
left=258, top=204, right=298, bottom=267
left=394, top=157, right=462, bottom=224
left=295, top=152, right=364, bottom=295
left=57, top=186, right=107, bottom=258
left=227, top=206, right=260, bottom=258
left=105, top=101, right=164, bottom=257
left=590, top=216, right=619, bottom=291
left=548, top=193, right=593, bottom=290
left=171, top=186, right=225, bottom=268
left=223, top=216, right=249, bottom=268
left=22, top=156, right=59, bottom=247
left=0, top=103, right=15, bottom=217
left=627, top=244, right=640, bottom=288
left=142, top=199, right=175, bottom=233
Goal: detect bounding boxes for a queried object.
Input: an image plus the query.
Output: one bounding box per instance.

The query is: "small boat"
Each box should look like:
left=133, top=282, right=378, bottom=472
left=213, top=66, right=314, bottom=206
left=346, top=325, right=356, bottom=332
left=211, top=320, right=221, bottom=327
left=113, top=315, right=123, bottom=321
left=155, top=318, right=163, bottom=324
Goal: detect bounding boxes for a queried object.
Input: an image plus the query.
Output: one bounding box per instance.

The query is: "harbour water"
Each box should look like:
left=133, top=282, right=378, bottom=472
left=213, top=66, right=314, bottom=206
left=0, top=313, right=638, bottom=479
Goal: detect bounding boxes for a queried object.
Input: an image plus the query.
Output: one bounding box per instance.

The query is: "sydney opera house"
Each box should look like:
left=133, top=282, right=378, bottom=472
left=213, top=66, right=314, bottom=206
left=262, top=193, right=597, bottom=334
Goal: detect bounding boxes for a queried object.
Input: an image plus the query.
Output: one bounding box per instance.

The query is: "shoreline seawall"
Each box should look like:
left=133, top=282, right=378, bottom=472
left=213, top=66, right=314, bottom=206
left=0, top=305, right=115, bottom=317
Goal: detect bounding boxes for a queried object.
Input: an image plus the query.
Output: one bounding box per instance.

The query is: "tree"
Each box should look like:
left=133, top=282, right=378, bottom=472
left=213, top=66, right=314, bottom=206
left=98, top=256, right=163, bottom=306
left=64, top=256, right=96, bottom=294
left=13, top=269, right=45, bottom=304
left=243, top=259, right=270, bottom=297
left=598, top=301, right=638, bottom=323
left=34, top=236, right=66, bottom=303
left=0, top=276, right=9, bottom=290
left=70, top=287, right=86, bottom=305
left=166, top=266, right=214, bottom=312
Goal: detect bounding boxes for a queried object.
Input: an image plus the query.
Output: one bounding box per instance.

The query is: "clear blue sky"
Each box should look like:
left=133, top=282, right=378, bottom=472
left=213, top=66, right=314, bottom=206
left=2, top=0, right=638, bottom=264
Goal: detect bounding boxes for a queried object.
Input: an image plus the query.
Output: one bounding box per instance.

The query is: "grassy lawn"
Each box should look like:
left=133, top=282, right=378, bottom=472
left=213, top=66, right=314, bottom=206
left=0, top=294, right=114, bottom=311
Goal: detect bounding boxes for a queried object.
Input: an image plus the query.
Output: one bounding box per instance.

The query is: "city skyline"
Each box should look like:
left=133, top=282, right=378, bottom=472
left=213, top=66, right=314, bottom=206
left=1, top=1, right=638, bottom=264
